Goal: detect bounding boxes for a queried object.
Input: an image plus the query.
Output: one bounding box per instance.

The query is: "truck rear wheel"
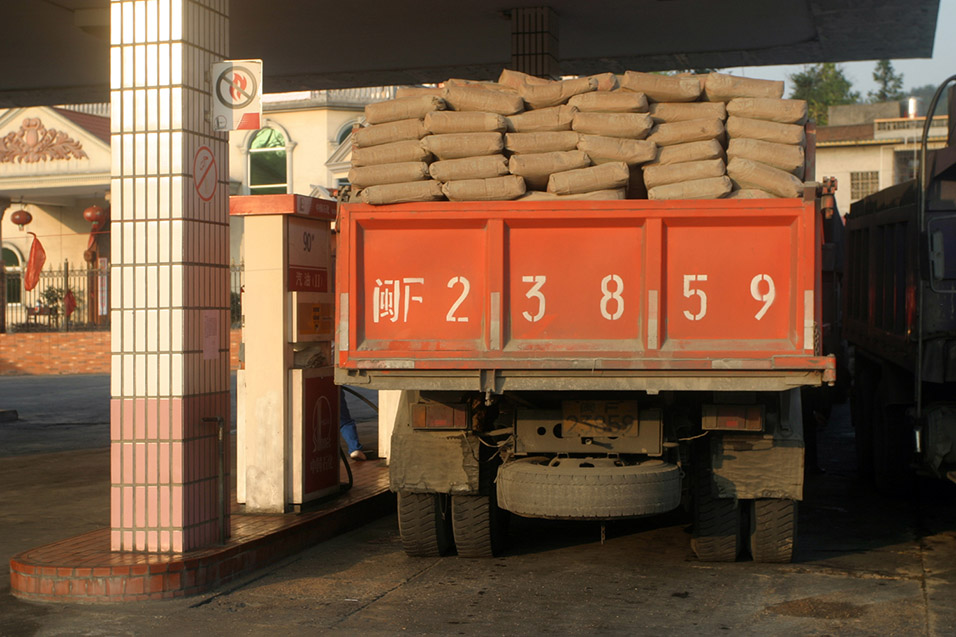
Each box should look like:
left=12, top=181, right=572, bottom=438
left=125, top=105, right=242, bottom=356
left=692, top=487, right=742, bottom=562
left=692, top=447, right=741, bottom=562
left=749, top=499, right=797, bottom=563
left=451, top=492, right=507, bottom=558
left=398, top=492, right=453, bottom=557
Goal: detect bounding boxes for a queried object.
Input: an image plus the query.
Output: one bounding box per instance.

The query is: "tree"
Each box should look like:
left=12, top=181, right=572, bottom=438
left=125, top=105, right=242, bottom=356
left=788, top=63, right=860, bottom=125
left=869, top=60, right=905, bottom=103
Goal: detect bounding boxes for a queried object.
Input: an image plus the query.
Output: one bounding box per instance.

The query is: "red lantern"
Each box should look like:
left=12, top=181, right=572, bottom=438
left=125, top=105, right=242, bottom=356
left=83, top=204, right=105, bottom=225
left=10, top=209, right=32, bottom=230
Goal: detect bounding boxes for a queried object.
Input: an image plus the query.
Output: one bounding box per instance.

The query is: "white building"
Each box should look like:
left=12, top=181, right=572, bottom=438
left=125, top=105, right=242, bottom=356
left=815, top=110, right=949, bottom=215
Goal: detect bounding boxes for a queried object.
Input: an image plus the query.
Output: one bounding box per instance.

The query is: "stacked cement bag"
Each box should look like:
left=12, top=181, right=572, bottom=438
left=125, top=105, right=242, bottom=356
left=505, top=76, right=596, bottom=197
left=703, top=73, right=809, bottom=199
left=351, top=95, right=445, bottom=204
left=428, top=85, right=527, bottom=201
left=620, top=71, right=729, bottom=200
left=352, top=70, right=807, bottom=203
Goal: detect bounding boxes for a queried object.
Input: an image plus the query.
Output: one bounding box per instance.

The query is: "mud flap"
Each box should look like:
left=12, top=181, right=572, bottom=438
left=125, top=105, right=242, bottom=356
left=388, top=391, right=481, bottom=494
left=711, top=388, right=805, bottom=501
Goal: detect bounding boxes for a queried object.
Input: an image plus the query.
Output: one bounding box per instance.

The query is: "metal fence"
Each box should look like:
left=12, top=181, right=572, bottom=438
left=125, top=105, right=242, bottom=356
left=4, top=262, right=245, bottom=332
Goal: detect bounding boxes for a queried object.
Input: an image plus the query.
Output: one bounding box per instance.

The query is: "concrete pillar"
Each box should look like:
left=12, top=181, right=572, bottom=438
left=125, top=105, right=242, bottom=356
left=511, top=7, right=559, bottom=79
left=109, top=0, right=231, bottom=553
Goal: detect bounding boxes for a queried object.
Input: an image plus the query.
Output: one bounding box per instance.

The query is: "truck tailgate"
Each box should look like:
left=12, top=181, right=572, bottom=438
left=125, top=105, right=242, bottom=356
left=336, top=198, right=835, bottom=391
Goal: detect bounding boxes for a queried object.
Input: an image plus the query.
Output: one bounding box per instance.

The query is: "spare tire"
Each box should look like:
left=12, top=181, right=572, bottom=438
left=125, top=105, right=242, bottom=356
left=496, top=457, right=681, bottom=520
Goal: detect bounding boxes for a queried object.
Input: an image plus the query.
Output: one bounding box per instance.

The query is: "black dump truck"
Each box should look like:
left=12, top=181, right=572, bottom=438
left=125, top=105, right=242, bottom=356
left=844, top=78, right=956, bottom=490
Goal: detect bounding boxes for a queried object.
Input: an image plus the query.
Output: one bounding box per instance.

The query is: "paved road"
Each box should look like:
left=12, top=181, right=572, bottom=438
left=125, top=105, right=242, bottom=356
left=0, top=374, right=379, bottom=457
left=1, top=377, right=955, bottom=636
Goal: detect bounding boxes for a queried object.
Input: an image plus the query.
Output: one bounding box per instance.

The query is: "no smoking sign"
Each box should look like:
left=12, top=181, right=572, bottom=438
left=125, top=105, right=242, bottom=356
left=211, top=59, right=262, bottom=131
left=193, top=146, right=218, bottom=202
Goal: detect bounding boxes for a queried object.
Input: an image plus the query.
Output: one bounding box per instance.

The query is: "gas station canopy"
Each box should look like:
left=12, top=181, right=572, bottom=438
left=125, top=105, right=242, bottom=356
left=0, top=0, right=941, bottom=106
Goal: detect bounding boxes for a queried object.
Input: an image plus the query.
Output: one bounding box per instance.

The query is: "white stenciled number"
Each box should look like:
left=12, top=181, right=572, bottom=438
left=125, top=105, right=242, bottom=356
left=750, top=274, right=776, bottom=320
left=682, top=274, right=708, bottom=321
left=600, top=274, right=624, bottom=320
left=445, top=276, right=470, bottom=323
left=522, top=275, right=546, bottom=323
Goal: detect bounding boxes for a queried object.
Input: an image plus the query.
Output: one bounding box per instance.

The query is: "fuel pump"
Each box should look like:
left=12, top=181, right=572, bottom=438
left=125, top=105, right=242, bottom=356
left=231, top=194, right=339, bottom=513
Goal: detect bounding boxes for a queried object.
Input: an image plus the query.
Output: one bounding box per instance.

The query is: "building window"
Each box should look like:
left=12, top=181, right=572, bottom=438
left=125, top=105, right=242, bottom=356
left=2, top=246, right=22, bottom=305
left=850, top=171, right=880, bottom=200
left=894, top=151, right=919, bottom=184
left=248, top=127, right=289, bottom=194
left=336, top=121, right=357, bottom=145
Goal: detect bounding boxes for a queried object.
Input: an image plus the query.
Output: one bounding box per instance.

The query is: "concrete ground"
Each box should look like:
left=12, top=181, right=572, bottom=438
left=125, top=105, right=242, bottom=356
left=2, top=376, right=956, bottom=636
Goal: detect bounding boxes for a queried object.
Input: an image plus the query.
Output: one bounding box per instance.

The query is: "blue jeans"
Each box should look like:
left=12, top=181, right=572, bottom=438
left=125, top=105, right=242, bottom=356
left=339, top=388, right=362, bottom=453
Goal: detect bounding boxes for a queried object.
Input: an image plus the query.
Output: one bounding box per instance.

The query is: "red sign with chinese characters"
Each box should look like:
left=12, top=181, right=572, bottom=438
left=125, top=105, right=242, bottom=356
left=288, top=266, right=329, bottom=293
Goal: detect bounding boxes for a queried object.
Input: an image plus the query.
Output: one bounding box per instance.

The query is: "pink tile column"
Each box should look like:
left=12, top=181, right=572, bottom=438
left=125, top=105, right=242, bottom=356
left=110, top=0, right=231, bottom=553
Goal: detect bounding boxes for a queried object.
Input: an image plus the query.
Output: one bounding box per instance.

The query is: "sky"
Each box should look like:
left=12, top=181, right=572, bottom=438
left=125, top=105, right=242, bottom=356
left=722, top=0, right=955, bottom=99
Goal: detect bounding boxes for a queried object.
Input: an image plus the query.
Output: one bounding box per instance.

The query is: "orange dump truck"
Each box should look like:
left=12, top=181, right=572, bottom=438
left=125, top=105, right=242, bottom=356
left=335, top=187, right=836, bottom=562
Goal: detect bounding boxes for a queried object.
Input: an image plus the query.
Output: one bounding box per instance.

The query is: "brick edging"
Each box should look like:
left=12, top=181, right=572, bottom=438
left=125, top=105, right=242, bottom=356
left=9, top=490, right=395, bottom=603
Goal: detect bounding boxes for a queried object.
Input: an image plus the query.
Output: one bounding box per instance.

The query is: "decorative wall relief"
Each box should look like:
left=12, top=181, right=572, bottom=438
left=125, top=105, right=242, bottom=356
left=0, top=118, right=88, bottom=163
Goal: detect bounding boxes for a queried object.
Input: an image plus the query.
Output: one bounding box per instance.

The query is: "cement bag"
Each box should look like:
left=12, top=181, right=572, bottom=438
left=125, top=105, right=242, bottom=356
left=548, top=162, right=629, bottom=195
left=727, top=188, right=778, bottom=199
left=357, top=180, right=444, bottom=205
left=395, top=87, right=444, bottom=99
left=498, top=68, right=552, bottom=89
left=643, top=158, right=726, bottom=190
left=352, top=140, right=433, bottom=167
left=349, top=161, right=430, bottom=189
left=577, top=135, right=656, bottom=165
left=507, top=105, right=577, bottom=132
left=365, top=95, right=446, bottom=125
left=445, top=79, right=517, bottom=93
left=424, top=111, right=508, bottom=134
left=520, top=77, right=598, bottom=109
left=508, top=150, right=591, bottom=190
left=727, top=138, right=805, bottom=177
left=429, top=154, right=509, bottom=182
left=353, top=118, right=427, bottom=148
left=443, top=86, right=524, bottom=115
left=572, top=112, right=653, bottom=139
left=647, top=118, right=725, bottom=147
left=651, top=139, right=725, bottom=166
left=517, top=188, right=626, bottom=201
left=726, top=116, right=805, bottom=146
left=648, top=175, right=732, bottom=200
left=727, top=98, right=808, bottom=124
left=589, top=73, right=620, bottom=92
left=441, top=175, right=526, bottom=201
left=704, top=72, right=784, bottom=101
left=727, top=158, right=803, bottom=198
left=620, top=71, right=700, bottom=102
left=648, top=102, right=726, bottom=123
left=421, top=132, right=504, bottom=160
left=568, top=91, right=648, bottom=113
left=506, top=131, right=580, bottom=154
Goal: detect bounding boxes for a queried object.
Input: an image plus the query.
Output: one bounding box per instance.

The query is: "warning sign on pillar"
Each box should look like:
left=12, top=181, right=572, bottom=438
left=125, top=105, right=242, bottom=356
left=212, top=59, right=263, bottom=131
left=193, top=146, right=218, bottom=202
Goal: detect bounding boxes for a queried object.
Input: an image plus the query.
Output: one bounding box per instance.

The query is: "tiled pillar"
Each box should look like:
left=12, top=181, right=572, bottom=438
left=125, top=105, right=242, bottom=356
left=511, top=7, right=559, bottom=79
left=109, top=0, right=231, bottom=553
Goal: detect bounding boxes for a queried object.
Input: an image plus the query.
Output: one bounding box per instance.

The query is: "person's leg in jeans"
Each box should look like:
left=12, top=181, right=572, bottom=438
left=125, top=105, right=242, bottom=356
left=340, top=388, right=365, bottom=460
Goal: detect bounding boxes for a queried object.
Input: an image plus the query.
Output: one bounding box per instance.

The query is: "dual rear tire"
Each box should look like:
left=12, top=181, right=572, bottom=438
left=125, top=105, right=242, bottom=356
left=397, top=489, right=507, bottom=558
left=692, top=446, right=797, bottom=563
